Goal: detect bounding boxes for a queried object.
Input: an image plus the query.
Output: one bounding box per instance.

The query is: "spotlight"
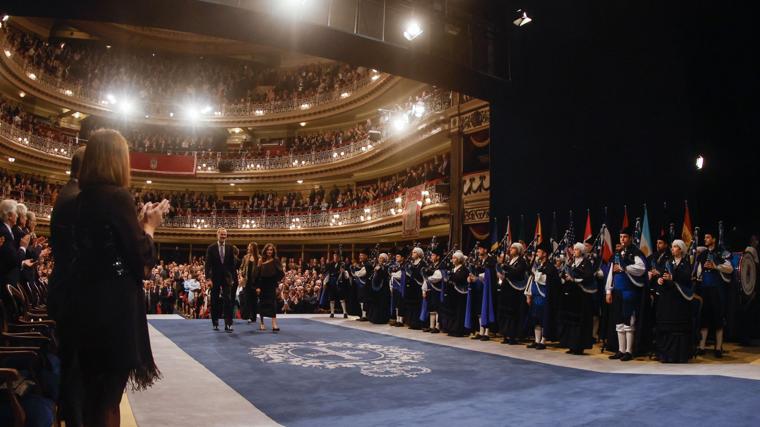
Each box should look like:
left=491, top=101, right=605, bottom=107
left=392, top=113, right=409, bottom=132
left=27, top=73, right=37, bottom=81
left=229, top=183, right=236, bottom=186
left=169, top=112, right=174, bottom=117
left=8, top=157, right=15, bottom=163
left=72, top=112, right=81, bottom=119
left=146, top=180, right=152, bottom=184
left=64, top=89, right=73, bottom=96
left=255, top=109, right=265, bottom=116
left=4, top=49, right=11, bottom=57
left=18, top=91, right=25, bottom=98
left=403, top=20, right=423, bottom=41
left=696, top=155, right=704, bottom=170
left=300, top=103, right=311, bottom=110
left=184, top=105, right=200, bottom=121
left=299, top=122, right=307, bottom=127
left=340, top=92, right=351, bottom=99
left=2, top=15, right=9, bottom=22
left=106, top=93, right=117, bottom=104
left=201, top=105, right=212, bottom=114
left=65, top=170, right=71, bottom=175
left=297, top=179, right=303, bottom=184
left=513, top=10, right=532, bottom=27
left=118, top=99, right=135, bottom=115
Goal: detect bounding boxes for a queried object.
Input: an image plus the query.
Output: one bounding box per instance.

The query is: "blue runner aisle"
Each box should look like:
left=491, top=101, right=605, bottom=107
left=150, top=319, right=760, bottom=427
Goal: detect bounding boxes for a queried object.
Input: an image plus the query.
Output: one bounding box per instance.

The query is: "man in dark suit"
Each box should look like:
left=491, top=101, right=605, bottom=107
left=1, top=199, right=30, bottom=288
left=205, top=228, right=239, bottom=332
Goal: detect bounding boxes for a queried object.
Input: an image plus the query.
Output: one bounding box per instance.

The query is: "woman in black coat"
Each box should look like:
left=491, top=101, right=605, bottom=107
left=68, top=129, right=168, bottom=426
left=368, top=254, right=391, bottom=324
left=241, top=242, right=260, bottom=323
left=256, top=242, right=284, bottom=332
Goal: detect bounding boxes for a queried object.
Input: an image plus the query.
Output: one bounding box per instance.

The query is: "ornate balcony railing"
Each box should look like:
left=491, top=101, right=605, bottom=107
left=22, top=185, right=447, bottom=230
left=1, top=90, right=453, bottom=172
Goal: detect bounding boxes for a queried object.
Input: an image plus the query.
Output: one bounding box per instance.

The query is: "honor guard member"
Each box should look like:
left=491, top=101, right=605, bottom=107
left=559, top=242, right=596, bottom=355
left=467, top=241, right=496, bottom=340
left=497, top=242, right=530, bottom=345
left=525, top=241, right=560, bottom=350
left=422, top=245, right=445, bottom=333
left=443, top=250, right=469, bottom=337
left=405, top=247, right=426, bottom=330
left=353, top=248, right=373, bottom=321
left=655, top=239, right=695, bottom=363
left=390, top=247, right=410, bottom=327
left=605, top=226, right=647, bottom=361
left=368, top=253, right=391, bottom=324
left=326, top=252, right=350, bottom=318
left=584, top=237, right=605, bottom=342
left=695, top=228, right=734, bottom=357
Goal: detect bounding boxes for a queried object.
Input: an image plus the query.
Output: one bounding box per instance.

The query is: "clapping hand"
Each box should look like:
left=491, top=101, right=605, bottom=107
left=141, top=199, right=171, bottom=236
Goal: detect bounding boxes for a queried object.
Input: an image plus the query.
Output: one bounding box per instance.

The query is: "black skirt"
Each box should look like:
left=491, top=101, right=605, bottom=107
left=655, top=283, right=695, bottom=363
left=497, top=284, right=527, bottom=339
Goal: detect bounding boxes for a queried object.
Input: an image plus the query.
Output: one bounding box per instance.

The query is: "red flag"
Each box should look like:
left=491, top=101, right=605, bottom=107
left=584, top=210, right=593, bottom=242
left=622, top=205, right=630, bottom=229
left=535, top=214, right=543, bottom=244
left=682, top=201, right=693, bottom=247
left=602, top=226, right=613, bottom=262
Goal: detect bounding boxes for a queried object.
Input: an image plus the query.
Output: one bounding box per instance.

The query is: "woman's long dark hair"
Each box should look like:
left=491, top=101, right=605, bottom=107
left=262, top=243, right=278, bottom=261
left=247, top=242, right=260, bottom=263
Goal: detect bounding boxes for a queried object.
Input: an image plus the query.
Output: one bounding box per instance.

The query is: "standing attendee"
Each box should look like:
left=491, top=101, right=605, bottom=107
left=442, top=250, right=469, bottom=337
left=422, top=245, right=445, bottom=333
left=368, top=253, right=391, bottom=324
left=405, top=247, right=426, bottom=330
left=605, top=227, right=647, bottom=361
left=257, top=243, right=284, bottom=332
left=655, top=239, right=694, bottom=363
left=558, top=243, right=596, bottom=355
left=205, top=228, right=238, bottom=332
left=241, top=242, right=260, bottom=324
left=0, top=199, right=29, bottom=289
left=497, top=242, right=529, bottom=345
left=352, top=248, right=373, bottom=321
left=525, top=243, right=559, bottom=350
left=695, top=229, right=734, bottom=357
left=325, top=252, right=350, bottom=318
left=68, top=129, right=167, bottom=426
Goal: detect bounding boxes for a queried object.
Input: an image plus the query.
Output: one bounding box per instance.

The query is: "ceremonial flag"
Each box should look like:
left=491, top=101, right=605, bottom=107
left=535, top=214, right=543, bottom=244
left=584, top=210, right=593, bottom=242
left=505, top=216, right=513, bottom=246
left=622, top=205, right=630, bottom=229
left=550, top=212, right=559, bottom=252
left=518, top=214, right=526, bottom=243
left=681, top=201, right=693, bottom=247
left=490, top=217, right=499, bottom=252
left=640, top=206, right=653, bottom=257
left=602, top=226, right=613, bottom=262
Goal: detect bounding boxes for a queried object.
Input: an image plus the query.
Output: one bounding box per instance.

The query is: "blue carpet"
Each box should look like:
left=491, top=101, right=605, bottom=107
left=150, top=319, right=760, bottom=427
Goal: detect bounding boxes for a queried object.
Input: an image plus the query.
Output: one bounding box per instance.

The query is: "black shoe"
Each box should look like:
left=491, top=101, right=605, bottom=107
left=394, top=322, right=405, bottom=327
left=272, top=328, right=280, bottom=333
left=330, top=313, right=335, bottom=318
left=501, top=338, right=510, bottom=344
left=224, top=325, right=233, bottom=333
left=695, top=348, right=706, bottom=356
left=470, top=334, right=482, bottom=340
left=359, top=317, right=369, bottom=322
left=526, top=342, right=538, bottom=349
left=620, top=352, right=633, bottom=361
left=343, top=313, right=348, bottom=319
left=508, top=338, right=519, bottom=345
left=422, top=328, right=431, bottom=332
left=430, top=328, right=440, bottom=334
left=714, top=349, right=723, bottom=358
left=389, top=320, right=397, bottom=326
left=479, top=335, right=490, bottom=341
left=609, top=352, right=624, bottom=360
left=213, top=325, right=219, bottom=331
left=535, top=343, right=546, bottom=350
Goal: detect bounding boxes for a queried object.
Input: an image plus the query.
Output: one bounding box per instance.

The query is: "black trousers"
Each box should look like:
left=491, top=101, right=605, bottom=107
left=211, top=283, right=234, bottom=327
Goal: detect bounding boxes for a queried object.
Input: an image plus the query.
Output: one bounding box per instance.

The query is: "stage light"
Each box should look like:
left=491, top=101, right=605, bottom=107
left=412, top=101, right=426, bottom=118
left=118, top=99, right=135, bottom=115
left=18, top=91, right=25, bottom=98
left=403, top=20, right=423, bottom=41
left=72, top=112, right=81, bottom=119
left=106, top=93, right=117, bottom=104
left=371, top=74, right=380, bottom=81
left=169, top=112, right=174, bottom=117
left=229, top=183, right=236, bottom=186
left=65, top=170, right=71, bottom=175
left=106, top=45, right=111, bottom=49
left=2, top=15, right=9, bottom=22
left=64, top=89, right=73, bottom=96
left=146, top=180, right=152, bottom=184
left=392, top=114, right=409, bottom=132
left=696, top=155, right=704, bottom=170
left=27, top=72, right=37, bottom=81
left=255, top=109, right=265, bottom=116
left=299, top=122, right=307, bottom=127
left=8, top=157, right=15, bottom=163
left=297, top=179, right=304, bottom=184
left=145, top=115, right=150, bottom=119
left=513, top=10, right=532, bottom=27
left=300, top=103, right=311, bottom=110
left=184, top=105, right=200, bottom=121
left=201, top=105, right=212, bottom=114
left=340, top=92, right=351, bottom=99
left=4, top=50, right=11, bottom=57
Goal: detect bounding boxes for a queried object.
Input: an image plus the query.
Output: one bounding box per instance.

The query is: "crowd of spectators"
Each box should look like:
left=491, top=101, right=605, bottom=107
left=0, top=168, right=60, bottom=206
left=4, top=23, right=370, bottom=112
left=133, top=154, right=448, bottom=216
left=1, top=95, right=80, bottom=145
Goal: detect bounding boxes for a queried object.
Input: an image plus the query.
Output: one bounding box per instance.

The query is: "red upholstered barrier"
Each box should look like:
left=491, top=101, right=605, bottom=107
left=130, top=152, right=197, bottom=175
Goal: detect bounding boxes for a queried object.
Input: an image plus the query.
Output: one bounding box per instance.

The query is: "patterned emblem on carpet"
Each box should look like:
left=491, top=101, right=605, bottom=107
left=250, top=341, right=432, bottom=378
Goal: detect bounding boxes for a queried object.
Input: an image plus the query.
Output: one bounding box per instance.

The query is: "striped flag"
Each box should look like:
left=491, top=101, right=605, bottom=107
left=622, top=205, right=630, bottom=229
left=602, top=226, right=613, bottom=262
left=535, top=214, right=543, bottom=244
left=584, top=210, right=593, bottom=242
left=639, top=206, right=653, bottom=257
left=682, top=201, right=693, bottom=247
left=505, top=216, right=512, bottom=246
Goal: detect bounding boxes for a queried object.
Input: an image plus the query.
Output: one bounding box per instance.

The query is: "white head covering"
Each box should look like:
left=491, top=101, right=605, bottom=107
left=378, top=253, right=389, bottom=262
left=510, top=242, right=525, bottom=255
left=672, top=239, right=687, bottom=254
left=452, top=250, right=466, bottom=263
left=573, top=242, right=586, bottom=254
left=412, top=247, right=424, bottom=258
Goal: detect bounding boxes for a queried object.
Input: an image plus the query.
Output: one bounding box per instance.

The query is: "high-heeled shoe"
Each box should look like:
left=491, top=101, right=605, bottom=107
left=272, top=328, right=280, bottom=333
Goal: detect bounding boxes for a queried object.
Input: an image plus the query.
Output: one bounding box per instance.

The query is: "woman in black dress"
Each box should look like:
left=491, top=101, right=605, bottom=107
left=241, top=242, right=260, bottom=324
left=655, top=239, right=695, bottom=363
left=67, top=129, right=168, bottom=426
left=559, top=243, right=596, bottom=355
left=256, top=242, right=284, bottom=332
left=442, top=250, right=469, bottom=337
